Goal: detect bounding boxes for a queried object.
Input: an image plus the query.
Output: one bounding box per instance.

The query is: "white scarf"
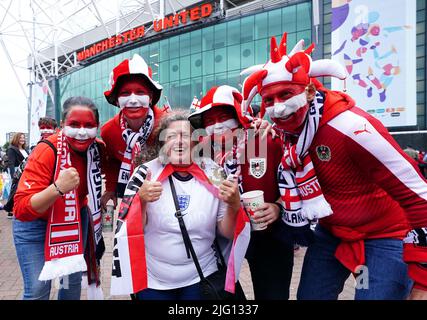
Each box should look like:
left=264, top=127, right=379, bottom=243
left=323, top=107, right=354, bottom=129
left=117, top=108, right=154, bottom=196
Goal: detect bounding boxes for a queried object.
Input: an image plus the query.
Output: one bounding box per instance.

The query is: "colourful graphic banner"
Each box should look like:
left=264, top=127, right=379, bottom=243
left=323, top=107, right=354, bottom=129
left=331, top=0, right=416, bottom=127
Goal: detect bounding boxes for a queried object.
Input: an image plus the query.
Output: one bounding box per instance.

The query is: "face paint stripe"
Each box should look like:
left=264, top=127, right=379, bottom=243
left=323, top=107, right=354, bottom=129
left=64, top=126, right=98, bottom=140
left=205, top=119, right=239, bottom=135
left=118, top=94, right=150, bottom=109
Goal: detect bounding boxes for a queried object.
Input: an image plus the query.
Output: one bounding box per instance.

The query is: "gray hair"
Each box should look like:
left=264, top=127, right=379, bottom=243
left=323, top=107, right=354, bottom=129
left=154, top=110, right=192, bottom=148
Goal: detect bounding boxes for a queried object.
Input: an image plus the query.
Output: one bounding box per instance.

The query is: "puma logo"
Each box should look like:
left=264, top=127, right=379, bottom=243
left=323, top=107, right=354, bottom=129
left=24, top=181, right=34, bottom=189
left=354, top=124, right=371, bottom=135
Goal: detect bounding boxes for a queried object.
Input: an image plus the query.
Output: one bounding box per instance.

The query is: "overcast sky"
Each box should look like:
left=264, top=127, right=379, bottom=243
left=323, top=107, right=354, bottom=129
left=0, top=48, right=28, bottom=146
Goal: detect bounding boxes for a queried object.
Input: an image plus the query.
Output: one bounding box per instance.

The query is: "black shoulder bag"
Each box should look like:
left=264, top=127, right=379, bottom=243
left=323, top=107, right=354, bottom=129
left=168, top=176, right=246, bottom=300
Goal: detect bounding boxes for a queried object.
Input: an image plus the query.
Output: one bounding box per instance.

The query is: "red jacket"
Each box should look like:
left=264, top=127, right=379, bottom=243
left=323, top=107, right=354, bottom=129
left=310, top=90, right=427, bottom=289
left=100, top=108, right=164, bottom=193
left=13, top=133, right=106, bottom=221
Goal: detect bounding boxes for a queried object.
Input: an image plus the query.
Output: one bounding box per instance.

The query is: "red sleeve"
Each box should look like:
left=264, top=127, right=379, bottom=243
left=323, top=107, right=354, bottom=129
left=13, top=140, right=56, bottom=221
left=100, top=120, right=121, bottom=193
left=332, top=108, right=427, bottom=287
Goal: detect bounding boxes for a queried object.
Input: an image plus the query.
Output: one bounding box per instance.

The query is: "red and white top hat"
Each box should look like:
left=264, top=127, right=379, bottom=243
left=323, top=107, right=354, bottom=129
left=188, top=85, right=252, bottom=129
left=241, top=32, right=346, bottom=117
left=104, top=54, right=163, bottom=107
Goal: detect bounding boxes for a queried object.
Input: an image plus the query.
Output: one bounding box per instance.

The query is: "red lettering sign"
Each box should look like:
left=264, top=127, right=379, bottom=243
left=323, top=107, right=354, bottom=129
left=76, top=3, right=212, bottom=61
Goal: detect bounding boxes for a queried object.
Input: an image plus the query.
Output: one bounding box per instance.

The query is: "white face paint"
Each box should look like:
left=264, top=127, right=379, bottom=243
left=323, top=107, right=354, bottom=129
left=117, top=94, right=150, bottom=109
left=63, top=126, right=98, bottom=140
left=205, top=119, right=239, bottom=136
left=39, top=129, right=55, bottom=135
left=265, top=92, right=307, bottom=119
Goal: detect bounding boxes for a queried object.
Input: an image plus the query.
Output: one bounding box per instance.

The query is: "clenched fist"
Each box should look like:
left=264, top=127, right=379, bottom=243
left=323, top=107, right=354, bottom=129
left=55, top=167, right=80, bottom=194
left=219, top=178, right=241, bottom=212
left=138, top=170, right=163, bottom=203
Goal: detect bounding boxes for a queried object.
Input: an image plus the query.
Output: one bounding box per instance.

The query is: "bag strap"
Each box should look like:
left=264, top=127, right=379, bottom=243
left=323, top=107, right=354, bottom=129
left=38, top=139, right=57, bottom=183
left=168, top=175, right=207, bottom=282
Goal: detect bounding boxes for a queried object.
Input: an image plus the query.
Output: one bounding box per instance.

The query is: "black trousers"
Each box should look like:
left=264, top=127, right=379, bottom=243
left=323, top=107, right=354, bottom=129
left=246, top=222, right=294, bottom=300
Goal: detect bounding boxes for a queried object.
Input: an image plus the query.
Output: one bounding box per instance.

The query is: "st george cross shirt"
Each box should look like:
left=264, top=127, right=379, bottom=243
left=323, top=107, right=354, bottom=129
left=143, top=158, right=228, bottom=290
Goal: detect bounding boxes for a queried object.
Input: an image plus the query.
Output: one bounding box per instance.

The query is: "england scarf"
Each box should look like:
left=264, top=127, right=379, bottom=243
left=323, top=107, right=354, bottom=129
left=39, top=131, right=103, bottom=284
left=277, top=91, right=332, bottom=244
left=117, top=109, right=154, bottom=196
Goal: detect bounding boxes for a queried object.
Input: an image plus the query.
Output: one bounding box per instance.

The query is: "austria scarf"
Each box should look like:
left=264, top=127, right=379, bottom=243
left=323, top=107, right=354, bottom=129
left=117, top=109, right=154, bottom=196
left=39, top=131, right=103, bottom=293
left=277, top=91, right=333, bottom=245
left=110, top=160, right=248, bottom=295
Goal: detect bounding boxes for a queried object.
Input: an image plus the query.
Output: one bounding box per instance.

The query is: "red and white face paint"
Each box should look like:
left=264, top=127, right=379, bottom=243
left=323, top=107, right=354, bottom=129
left=63, top=106, right=98, bottom=152
left=202, top=107, right=239, bottom=137
left=261, top=83, right=308, bottom=135
left=117, top=78, right=152, bottom=120
left=39, top=125, right=56, bottom=140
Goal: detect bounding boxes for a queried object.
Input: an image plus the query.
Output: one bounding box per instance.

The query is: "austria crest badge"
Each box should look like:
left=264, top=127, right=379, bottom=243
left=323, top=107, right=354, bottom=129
left=249, top=158, right=266, bottom=179
left=316, top=145, right=331, bottom=161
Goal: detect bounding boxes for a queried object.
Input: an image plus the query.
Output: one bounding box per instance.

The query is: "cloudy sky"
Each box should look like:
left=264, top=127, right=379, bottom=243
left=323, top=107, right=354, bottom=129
left=0, top=48, right=28, bottom=146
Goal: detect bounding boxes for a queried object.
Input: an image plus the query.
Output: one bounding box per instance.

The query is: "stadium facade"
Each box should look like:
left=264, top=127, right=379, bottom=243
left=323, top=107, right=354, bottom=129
left=39, top=0, right=427, bottom=149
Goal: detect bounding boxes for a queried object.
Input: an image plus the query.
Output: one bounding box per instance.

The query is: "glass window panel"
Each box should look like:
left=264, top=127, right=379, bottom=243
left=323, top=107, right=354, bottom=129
left=170, top=58, right=180, bottom=82
left=214, top=24, right=227, bottom=49
left=202, top=26, right=214, bottom=51
left=191, top=29, right=202, bottom=53
left=191, top=77, right=203, bottom=100
left=214, top=47, right=227, bottom=73
left=241, top=41, right=254, bottom=70
left=227, top=19, right=240, bottom=46
left=255, top=12, right=268, bottom=40
left=169, top=37, right=180, bottom=59
left=296, top=30, right=312, bottom=48
left=282, top=5, right=296, bottom=33
left=162, top=83, right=170, bottom=107
left=140, top=45, right=150, bottom=61
left=180, top=55, right=191, bottom=80
left=254, top=38, right=268, bottom=64
left=149, top=42, right=159, bottom=63
left=268, top=9, right=282, bottom=36
left=227, top=44, right=240, bottom=71
left=169, top=81, right=180, bottom=108
left=215, top=72, right=227, bottom=87
left=203, top=50, right=214, bottom=75
left=191, top=53, right=202, bottom=78
left=240, top=16, right=254, bottom=43
left=297, top=2, right=312, bottom=31
left=159, top=39, right=169, bottom=61
left=203, top=75, right=216, bottom=94
left=227, top=70, right=240, bottom=89
left=180, top=33, right=191, bottom=56
left=287, top=32, right=297, bottom=52
left=179, top=79, right=191, bottom=109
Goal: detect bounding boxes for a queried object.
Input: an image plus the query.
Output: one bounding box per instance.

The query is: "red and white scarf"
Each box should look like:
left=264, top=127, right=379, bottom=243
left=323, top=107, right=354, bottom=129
left=278, top=91, right=333, bottom=225
left=39, top=131, right=103, bottom=286
left=110, top=160, right=249, bottom=295
left=213, top=132, right=251, bottom=294
left=117, top=109, right=154, bottom=196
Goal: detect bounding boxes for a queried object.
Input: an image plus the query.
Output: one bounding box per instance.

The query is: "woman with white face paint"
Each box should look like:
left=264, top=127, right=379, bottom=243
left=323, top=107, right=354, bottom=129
left=101, top=54, right=166, bottom=214
left=13, top=97, right=107, bottom=300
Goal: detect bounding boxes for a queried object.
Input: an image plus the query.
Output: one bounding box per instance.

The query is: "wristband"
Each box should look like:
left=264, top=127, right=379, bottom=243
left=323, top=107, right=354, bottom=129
left=53, top=182, right=65, bottom=196
left=273, top=202, right=284, bottom=217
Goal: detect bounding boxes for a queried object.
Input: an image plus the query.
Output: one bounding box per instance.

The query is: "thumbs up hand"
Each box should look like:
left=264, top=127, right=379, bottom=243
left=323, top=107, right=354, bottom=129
left=138, top=169, right=163, bottom=203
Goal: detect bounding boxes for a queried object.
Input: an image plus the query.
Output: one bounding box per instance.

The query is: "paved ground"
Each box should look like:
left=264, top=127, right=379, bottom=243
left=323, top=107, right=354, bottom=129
left=0, top=202, right=354, bottom=300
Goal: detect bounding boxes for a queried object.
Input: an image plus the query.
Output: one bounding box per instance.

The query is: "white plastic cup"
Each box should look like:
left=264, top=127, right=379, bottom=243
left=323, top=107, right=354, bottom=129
left=241, top=190, right=267, bottom=231
left=102, top=204, right=114, bottom=232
